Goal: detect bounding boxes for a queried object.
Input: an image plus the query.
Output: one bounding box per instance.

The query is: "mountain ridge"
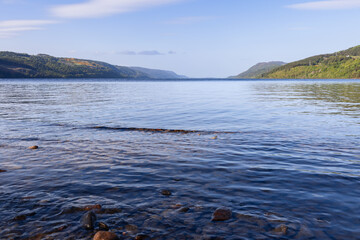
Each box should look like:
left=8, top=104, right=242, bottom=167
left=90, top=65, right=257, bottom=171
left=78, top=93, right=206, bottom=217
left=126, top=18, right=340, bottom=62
left=230, top=61, right=286, bottom=79
left=0, top=51, right=186, bottom=79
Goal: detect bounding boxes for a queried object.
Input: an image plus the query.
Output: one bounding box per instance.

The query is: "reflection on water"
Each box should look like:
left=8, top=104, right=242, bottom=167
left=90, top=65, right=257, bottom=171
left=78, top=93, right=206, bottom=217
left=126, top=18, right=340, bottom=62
left=0, top=80, right=359, bottom=240
left=254, top=81, right=360, bottom=117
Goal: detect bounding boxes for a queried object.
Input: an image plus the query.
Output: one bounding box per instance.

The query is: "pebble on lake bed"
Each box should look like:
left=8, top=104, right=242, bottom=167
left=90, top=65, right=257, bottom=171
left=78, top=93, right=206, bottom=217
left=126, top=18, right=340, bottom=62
left=81, top=211, right=97, bottom=230
left=93, top=231, right=120, bottom=240
left=98, top=222, right=110, bottom=231
left=273, top=224, right=288, bottom=235
left=28, top=145, right=39, bottom=150
left=211, top=207, right=232, bottom=221
left=135, top=233, right=151, bottom=240
left=161, top=190, right=172, bottom=196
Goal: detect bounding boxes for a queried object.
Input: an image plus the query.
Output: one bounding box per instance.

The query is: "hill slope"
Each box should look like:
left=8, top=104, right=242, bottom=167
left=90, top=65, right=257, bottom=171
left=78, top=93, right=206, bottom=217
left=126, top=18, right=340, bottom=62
left=130, top=67, right=187, bottom=79
left=0, top=51, right=185, bottom=79
left=261, top=45, right=360, bottom=79
left=230, top=61, right=286, bottom=79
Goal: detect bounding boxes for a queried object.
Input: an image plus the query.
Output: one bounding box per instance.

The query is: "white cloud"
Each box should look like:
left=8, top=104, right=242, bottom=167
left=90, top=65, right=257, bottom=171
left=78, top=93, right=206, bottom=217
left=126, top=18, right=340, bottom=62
left=0, top=20, right=58, bottom=39
left=288, top=0, right=360, bottom=10
left=51, top=0, right=181, bottom=19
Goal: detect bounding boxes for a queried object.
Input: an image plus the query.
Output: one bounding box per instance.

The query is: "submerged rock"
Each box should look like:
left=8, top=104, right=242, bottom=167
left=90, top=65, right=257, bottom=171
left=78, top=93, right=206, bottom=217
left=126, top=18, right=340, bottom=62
left=81, top=211, right=97, bottom=230
left=0, top=169, right=6, bottom=173
left=178, top=207, right=190, bottom=213
left=211, top=207, right=232, bottom=221
left=99, top=222, right=110, bottom=231
left=135, top=233, right=151, bottom=240
left=161, top=190, right=172, bottom=196
left=273, top=224, right=288, bottom=235
left=93, top=231, right=119, bottom=240
left=28, top=145, right=39, bottom=149
left=83, top=204, right=102, bottom=211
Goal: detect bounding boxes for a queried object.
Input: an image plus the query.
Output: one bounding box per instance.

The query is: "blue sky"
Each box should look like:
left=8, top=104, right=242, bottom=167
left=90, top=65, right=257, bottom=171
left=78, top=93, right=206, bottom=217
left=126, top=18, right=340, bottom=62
left=1, top=0, right=360, bottom=78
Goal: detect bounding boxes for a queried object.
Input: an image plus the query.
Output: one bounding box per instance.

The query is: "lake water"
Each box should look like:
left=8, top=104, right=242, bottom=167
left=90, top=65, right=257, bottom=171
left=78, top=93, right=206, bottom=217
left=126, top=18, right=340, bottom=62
left=0, top=80, right=359, bottom=240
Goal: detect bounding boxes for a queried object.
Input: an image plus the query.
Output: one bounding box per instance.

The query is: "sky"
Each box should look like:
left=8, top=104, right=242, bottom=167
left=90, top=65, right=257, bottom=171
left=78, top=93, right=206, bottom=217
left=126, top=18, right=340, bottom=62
left=1, top=0, right=360, bottom=78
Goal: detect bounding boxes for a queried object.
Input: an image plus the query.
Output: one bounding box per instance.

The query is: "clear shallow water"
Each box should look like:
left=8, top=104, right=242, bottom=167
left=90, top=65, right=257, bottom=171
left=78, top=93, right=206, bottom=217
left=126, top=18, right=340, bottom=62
left=0, top=80, right=359, bottom=240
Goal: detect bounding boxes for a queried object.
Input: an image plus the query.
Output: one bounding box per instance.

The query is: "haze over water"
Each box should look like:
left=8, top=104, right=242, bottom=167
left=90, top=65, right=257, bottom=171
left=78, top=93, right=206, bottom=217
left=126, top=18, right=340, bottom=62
left=0, top=80, right=359, bottom=239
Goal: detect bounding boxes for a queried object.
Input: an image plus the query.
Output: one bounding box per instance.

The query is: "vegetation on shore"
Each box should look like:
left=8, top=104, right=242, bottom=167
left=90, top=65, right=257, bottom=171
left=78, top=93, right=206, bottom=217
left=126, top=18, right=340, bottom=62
left=260, top=45, right=360, bottom=79
left=0, top=51, right=186, bottom=79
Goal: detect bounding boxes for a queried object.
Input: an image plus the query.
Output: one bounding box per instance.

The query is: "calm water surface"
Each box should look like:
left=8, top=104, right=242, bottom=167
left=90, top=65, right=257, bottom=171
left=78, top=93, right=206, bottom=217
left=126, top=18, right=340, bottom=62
left=0, top=80, right=359, bottom=239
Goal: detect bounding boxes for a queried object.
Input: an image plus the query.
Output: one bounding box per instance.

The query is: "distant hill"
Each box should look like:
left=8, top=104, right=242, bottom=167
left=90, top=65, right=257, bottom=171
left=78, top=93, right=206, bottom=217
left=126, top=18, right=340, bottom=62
left=260, top=45, right=360, bottom=79
left=0, top=51, right=186, bottom=79
left=130, top=67, right=187, bottom=79
left=230, top=61, right=286, bottom=79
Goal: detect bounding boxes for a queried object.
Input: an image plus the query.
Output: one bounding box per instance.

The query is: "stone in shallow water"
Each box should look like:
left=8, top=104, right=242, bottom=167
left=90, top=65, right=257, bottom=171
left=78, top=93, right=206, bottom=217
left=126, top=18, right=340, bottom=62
left=81, top=211, right=97, bottom=230
left=93, top=231, right=119, bottom=240
left=161, top=190, right=172, bottom=196
left=28, top=145, right=39, bottom=149
left=273, top=224, right=288, bottom=235
left=135, top=233, right=150, bottom=240
left=211, top=207, right=232, bottom=221
left=99, top=222, right=110, bottom=231
left=178, top=207, right=190, bottom=213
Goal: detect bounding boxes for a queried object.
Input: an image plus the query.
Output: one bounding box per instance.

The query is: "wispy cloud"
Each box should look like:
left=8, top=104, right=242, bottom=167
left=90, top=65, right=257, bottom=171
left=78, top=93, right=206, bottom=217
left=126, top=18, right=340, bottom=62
left=119, top=50, right=175, bottom=56
left=288, top=0, right=360, bottom=10
left=165, top=16, right=215, bottom=24
left=0, top=20, right=58, bottom=38
left=138, top=50, right=163, bottom=55
left=51, top=0, right=181, bottom=19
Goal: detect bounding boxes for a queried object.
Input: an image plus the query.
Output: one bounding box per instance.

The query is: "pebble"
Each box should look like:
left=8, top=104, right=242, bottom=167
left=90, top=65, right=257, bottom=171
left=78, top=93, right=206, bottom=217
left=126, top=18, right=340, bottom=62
left=211, top=207, right=232, bottom=221
left=28, top=145, right=39, bottom=149
left=125, top=224, right=138, bottom=234
left=273, top=224, right=288, bottom=235
left=93, top=231, right=120, bottom=240
left=178, top=207, right=190, bottom=213
left=161, top=190, right=172, bottom=196
left=83, top=204, right=102, bottom=211
left=99, top=222, right=110, bottom=231
left=81, top=211, right=97, bottom=230
left=135, top=233, right=151, bottom=240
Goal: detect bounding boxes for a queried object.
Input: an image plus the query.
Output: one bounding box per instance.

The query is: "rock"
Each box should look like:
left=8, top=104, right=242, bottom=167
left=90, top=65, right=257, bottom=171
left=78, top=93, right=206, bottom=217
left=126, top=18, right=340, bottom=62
left=81, top=211, right=97, bottom=230
left=93, top=231, right=119, bottom=240
left=99, top=222, right=110, bottom=231
left=135, top=234, right=150, bottom=240
left=211, top=207, right=232, bottom=221
left=273, top=224, right=288, bottom=235
left=178, top=207, right=190, bottom=213
left=161, top=190, right=172, bottom=196
left=0, top=169, right=6, bottom=173
left=83, top=204, right=102, bottom=211
left=28, top=145, right=39, bottom=149
left=125, top=224, right=138, bottom=234
left=13, top=214, right=27, bottom=221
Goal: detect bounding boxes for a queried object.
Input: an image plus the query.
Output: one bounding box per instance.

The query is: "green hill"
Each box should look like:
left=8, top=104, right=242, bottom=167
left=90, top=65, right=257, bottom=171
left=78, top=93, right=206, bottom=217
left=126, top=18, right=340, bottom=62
left=260, top=45, right=360, bottom=79
left=0, top=51, right=186, bottom=79
left=230, top=61, right=286, bottom=78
